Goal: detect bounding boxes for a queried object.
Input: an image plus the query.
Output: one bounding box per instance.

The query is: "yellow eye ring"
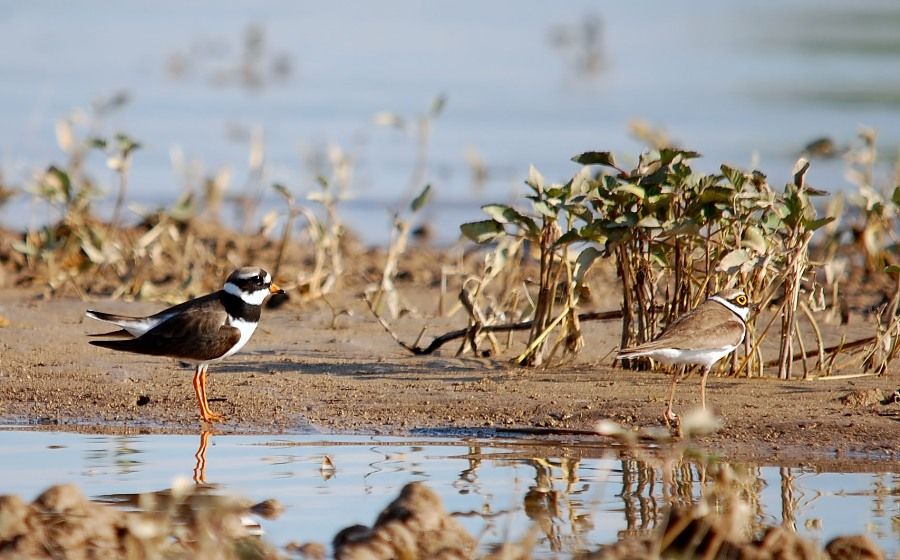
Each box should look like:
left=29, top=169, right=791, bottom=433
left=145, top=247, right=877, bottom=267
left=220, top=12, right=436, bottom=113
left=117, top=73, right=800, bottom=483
left=735, top=295, right=748, bottom=306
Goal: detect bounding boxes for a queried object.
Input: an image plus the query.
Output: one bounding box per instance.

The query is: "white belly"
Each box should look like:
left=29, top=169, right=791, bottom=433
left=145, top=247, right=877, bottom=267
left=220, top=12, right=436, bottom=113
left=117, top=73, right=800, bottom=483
left=648, top=346, right=735, bottom=369
left=216, top=317, right=258, bottom=361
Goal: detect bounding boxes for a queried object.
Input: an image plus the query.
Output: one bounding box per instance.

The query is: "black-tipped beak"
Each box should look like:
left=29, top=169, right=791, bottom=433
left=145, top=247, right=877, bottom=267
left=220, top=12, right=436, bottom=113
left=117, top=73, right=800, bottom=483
left=269, top=283, right=285, bottom=295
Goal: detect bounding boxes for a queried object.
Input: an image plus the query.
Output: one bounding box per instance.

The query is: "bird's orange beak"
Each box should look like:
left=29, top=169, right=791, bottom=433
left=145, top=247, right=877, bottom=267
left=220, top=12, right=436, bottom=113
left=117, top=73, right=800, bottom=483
left=269, top=283, right=285, bottom=295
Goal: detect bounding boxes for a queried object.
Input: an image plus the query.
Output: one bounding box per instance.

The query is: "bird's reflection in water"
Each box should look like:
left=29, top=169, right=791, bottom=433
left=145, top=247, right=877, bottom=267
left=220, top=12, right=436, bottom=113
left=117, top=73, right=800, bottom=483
left=620, top=456, right=714, bottom=539
left=453, top=446, right=483, bottom=495
left=471, top=453, right=773, bottom=554
left=193, top=429, right=212, bottom=484
left=523, top=457, right=592, bottom=553
left=189, top=428, right=266, bottom=536
left=451, top=446, right=514, bottom=543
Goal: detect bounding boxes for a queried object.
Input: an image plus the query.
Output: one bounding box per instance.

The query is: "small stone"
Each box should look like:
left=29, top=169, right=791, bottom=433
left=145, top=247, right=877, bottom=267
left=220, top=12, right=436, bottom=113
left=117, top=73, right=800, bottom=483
left=838, top=389, right=885, bottom=408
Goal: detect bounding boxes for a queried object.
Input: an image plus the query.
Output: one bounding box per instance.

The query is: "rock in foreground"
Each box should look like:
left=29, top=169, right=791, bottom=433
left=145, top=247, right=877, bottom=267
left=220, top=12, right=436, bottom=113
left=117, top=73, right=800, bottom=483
left=0, top=483, right=278, bottom=559
left=333, top=482, right=476, bottom=560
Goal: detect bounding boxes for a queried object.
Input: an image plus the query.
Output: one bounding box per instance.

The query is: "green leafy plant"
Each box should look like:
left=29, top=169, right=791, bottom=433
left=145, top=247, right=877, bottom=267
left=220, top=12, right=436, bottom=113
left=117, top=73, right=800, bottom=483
left=462, top=163, right=601, bottom=365
left=462, top=149, right=836, bottom=380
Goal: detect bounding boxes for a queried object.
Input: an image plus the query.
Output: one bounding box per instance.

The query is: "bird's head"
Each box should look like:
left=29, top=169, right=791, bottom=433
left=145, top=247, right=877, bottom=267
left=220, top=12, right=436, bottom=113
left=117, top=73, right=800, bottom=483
left=224, top=267, right=284, bottom=305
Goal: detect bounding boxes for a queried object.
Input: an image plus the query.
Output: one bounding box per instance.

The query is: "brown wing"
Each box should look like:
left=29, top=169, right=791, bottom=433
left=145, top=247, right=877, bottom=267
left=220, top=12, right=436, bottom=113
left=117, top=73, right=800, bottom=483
left=654, top=316, right=744, bottom=350
left=623, top=303, right=745, bottom=353
left=89, top=296, right=241, bottom=361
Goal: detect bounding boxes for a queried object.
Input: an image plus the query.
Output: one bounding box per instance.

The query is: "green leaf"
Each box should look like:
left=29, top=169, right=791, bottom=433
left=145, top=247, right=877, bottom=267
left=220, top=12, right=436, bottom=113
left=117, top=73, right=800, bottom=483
left=645, top=192, right=675, bottom=209
left=556, top=229, right=586, bottom=245
left=482, top=204, right=517, bottom=223
left=525, top=164, right=544, bottom=193
left=569, top=166, right=592, bottom=196
left=571, top=151, right=617, bottom=168
left=564, top=203, right=593, bottom=223
left=792, top=158, right=810, bottom=187
left=460, top=220, right=504, bottom=243
left=482, top=204, right=538, bottom=235
left=658, top=148, right=701, bottom=165
left=638, top=167, right=668, bottom=188
left=659, top=220, right=701, bottom=239
left=272, top=183, right=293, bottom=201
left=720, top=164, right=746, bottom=188
left=885, top=264, right=900, bottom=275
left=802, top=216, right=835, bottom=231
left=573, top=247, right=603, bottom=285
left=532, top=200, right=557, bottom=218
left=742, top=225, right=768, bottom=253
left=410, top=184, right=432, bottom=212
left=636, top=215, right=661, bottom=228
left=114, top=133, right=141, bottom=155
left=717, top=249, right=751, bottom=272
left=614, top=184, right=645, bottom=199
left=892, top=186, right=900, bottom=206
left=45, top=166, right=72, bottom=201
left=545, top=186, right=567, bottom=200
left=699, top=186, right=735, bottom=205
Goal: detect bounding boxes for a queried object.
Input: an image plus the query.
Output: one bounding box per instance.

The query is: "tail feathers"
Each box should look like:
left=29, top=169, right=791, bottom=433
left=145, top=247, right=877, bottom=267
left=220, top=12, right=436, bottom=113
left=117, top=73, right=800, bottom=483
left=86, top=309, right=157, bottom=337
left=89, top=339, right=143, bottom=352
left=617, top=348, right=654, bottom=360
left=86, top=310, right=138, bottom=323
left=87, top=329, right=132, bottom=338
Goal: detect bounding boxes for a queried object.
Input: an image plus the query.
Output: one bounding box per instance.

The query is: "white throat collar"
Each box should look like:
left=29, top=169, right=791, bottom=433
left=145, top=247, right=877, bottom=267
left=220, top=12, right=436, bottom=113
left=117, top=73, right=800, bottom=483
left=224, top=282, right=269, bottom=306
left=710, top=295, right=750, bottom=322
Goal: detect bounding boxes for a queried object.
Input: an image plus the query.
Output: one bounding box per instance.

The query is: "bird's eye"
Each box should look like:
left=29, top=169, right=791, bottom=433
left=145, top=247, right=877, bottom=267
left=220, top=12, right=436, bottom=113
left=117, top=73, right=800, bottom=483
left=735, top=295, right=748, bottom=306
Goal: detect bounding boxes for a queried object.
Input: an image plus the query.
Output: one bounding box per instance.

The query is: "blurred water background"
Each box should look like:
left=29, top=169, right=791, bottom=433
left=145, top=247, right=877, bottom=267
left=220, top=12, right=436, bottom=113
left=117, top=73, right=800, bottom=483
left=1, top=0, right=899, bottom=244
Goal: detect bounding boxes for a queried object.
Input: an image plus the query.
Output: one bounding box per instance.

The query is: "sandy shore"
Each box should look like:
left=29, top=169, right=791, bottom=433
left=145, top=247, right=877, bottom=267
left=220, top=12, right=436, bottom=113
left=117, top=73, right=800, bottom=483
left=1, top=287, right=898, bottom=469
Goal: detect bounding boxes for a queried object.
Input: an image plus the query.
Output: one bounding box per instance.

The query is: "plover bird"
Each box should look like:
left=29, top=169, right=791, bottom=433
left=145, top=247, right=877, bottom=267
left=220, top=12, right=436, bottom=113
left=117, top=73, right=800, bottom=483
left=617, top=288, right=750, bottom=424
left=86, top=267, right=283, bottom=423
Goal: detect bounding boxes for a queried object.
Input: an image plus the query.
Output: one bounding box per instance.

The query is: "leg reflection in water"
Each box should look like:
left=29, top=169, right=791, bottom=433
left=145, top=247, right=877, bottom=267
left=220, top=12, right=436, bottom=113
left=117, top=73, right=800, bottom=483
left=190, top=429, right=266, bottom=536
left=523, top=457, right=591, bottom=553
left=193, top=429, right=213, bottom=484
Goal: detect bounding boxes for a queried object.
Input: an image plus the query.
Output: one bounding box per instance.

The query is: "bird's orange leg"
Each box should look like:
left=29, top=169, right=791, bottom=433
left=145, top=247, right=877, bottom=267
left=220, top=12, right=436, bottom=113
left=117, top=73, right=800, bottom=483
left=194, top=364, right=223, bottom=423
left=192, top=366, right=205, bottom=420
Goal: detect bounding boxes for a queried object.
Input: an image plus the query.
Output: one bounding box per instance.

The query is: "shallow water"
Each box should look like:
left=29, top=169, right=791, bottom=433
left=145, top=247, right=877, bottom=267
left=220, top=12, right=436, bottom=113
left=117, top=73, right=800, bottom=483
left=0, top=428, right=897, bottom=556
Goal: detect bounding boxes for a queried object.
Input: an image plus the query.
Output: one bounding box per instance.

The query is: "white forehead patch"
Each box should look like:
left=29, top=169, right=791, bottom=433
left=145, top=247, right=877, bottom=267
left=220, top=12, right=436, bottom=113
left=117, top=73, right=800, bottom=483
left=235, top=267, right=262, bottom=279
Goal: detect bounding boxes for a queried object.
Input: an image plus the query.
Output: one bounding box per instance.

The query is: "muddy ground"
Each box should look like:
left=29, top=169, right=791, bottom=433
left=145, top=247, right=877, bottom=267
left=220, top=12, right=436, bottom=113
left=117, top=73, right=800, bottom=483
left=0, top=284, right=898, bottom=469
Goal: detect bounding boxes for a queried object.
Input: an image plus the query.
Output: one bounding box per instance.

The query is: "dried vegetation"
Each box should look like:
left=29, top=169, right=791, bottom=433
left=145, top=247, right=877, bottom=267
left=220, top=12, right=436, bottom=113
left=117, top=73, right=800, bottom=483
left=447, top=131, right=900, bottom=380
left=0, top=102, right=898, bottom=385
